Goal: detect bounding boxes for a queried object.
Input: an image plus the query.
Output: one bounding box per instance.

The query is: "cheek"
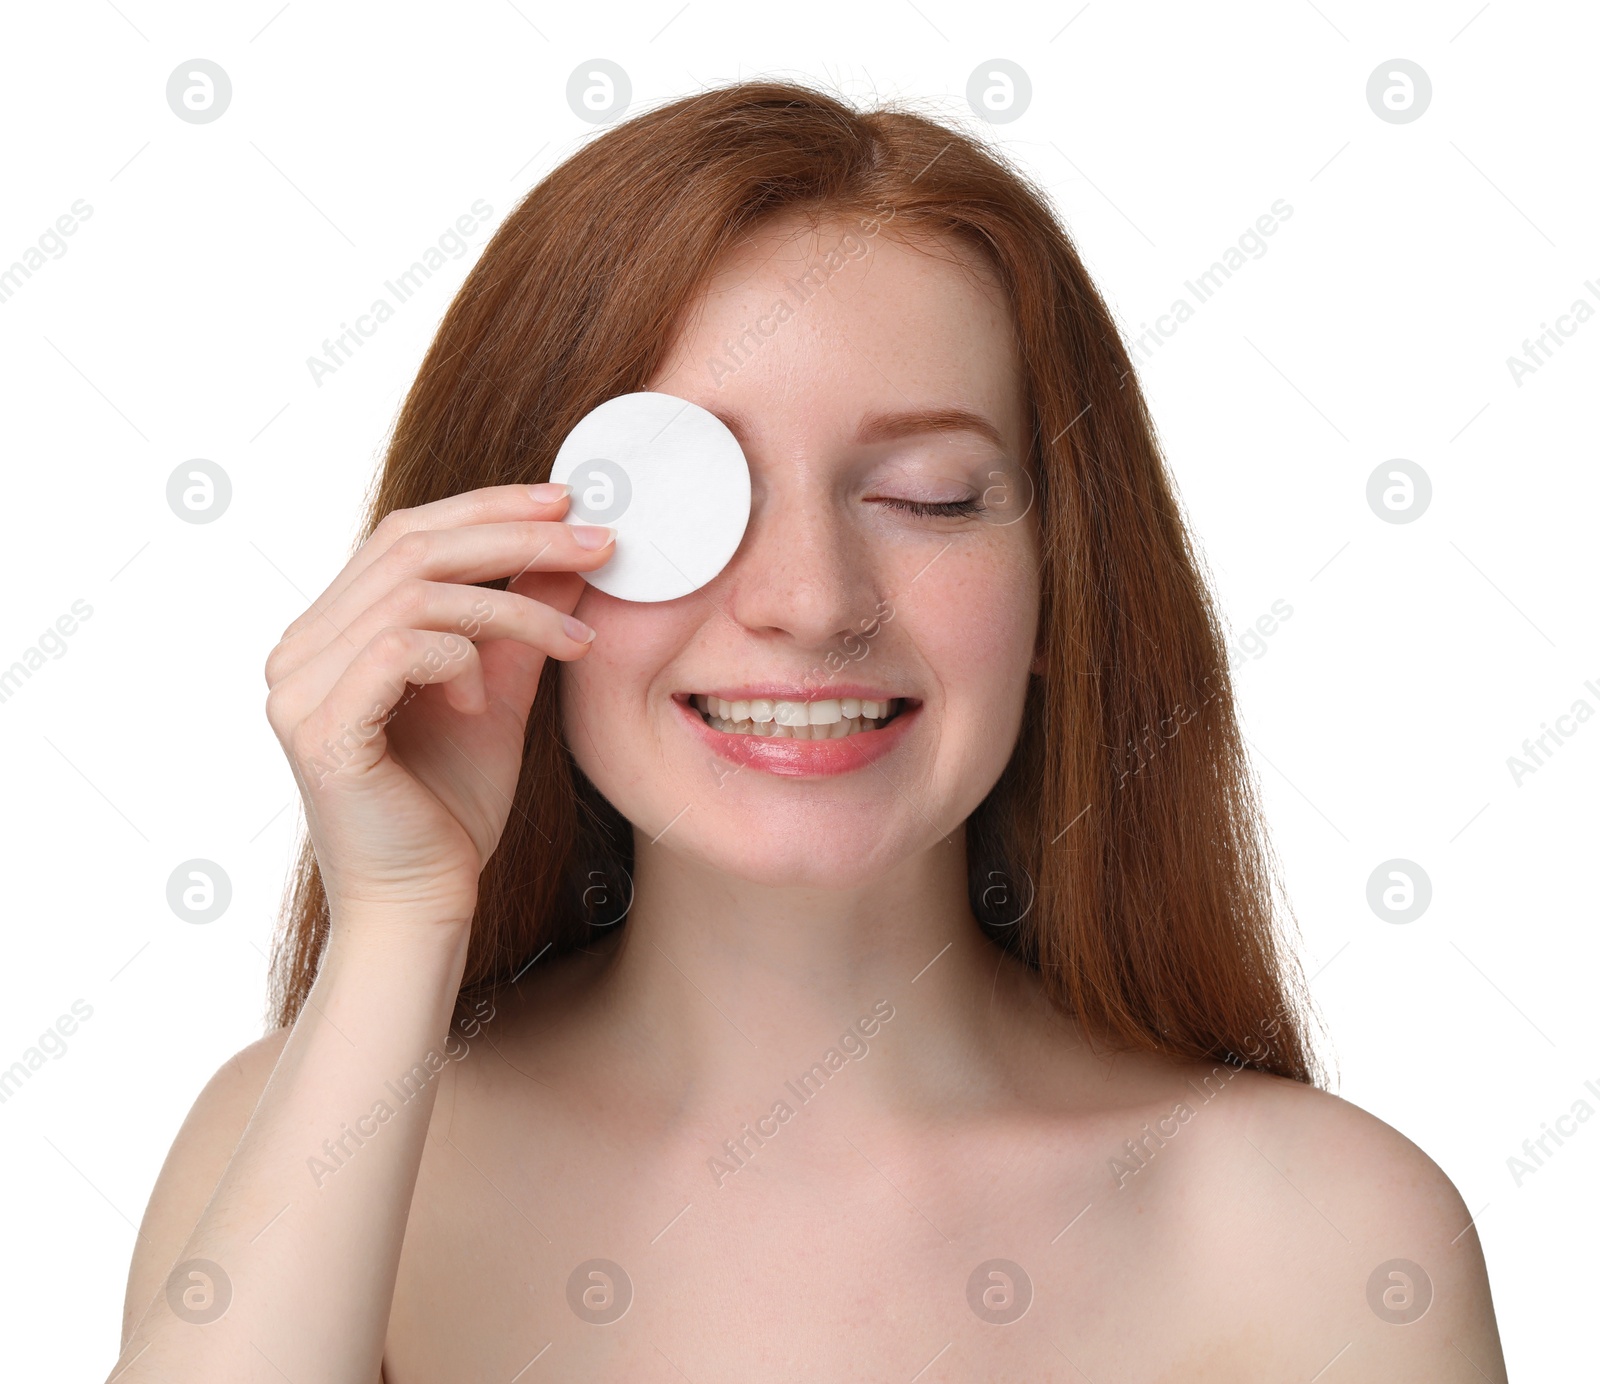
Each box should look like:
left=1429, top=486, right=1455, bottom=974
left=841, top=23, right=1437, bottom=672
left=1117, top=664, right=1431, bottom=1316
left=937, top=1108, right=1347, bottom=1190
left=558, top=593, right=692, bottom=759
left=901, top=542, right=1038, bottom=705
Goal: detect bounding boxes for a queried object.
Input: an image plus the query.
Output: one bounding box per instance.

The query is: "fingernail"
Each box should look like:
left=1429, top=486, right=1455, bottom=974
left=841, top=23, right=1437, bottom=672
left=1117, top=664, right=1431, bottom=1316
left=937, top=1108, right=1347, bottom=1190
left=529, top=482, right=570, bottom=502
left=563, top=614, right=596, bottom=643
left=570, top=524, right=614, bottom=550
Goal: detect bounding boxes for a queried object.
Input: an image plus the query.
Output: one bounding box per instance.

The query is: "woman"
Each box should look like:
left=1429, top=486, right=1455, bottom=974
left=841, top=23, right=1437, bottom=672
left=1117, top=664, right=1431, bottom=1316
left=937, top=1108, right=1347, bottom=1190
left=110, top=80, right=1506, bottom=1381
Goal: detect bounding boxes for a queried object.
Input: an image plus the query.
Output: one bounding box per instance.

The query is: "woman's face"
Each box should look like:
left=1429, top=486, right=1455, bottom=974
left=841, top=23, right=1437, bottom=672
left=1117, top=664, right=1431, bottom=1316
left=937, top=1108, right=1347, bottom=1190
left=560, top=212, right=1041, bottom=889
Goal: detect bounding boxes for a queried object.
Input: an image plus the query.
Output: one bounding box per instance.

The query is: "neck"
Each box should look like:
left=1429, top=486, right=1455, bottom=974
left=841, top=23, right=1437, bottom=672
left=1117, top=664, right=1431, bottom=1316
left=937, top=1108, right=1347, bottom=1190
left=579, top=829, right=1053, bottom=1116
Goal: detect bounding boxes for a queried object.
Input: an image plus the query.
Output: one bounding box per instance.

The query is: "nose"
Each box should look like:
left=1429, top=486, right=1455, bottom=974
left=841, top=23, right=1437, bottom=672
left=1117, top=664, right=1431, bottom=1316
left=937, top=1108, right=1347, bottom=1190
left=720, top=473, right=876, bottom=652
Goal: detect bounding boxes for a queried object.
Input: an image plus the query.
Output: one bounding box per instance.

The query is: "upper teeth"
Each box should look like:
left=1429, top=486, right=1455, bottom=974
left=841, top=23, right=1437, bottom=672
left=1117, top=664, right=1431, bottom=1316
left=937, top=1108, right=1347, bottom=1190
left=693, top=695, right=895, bottom=725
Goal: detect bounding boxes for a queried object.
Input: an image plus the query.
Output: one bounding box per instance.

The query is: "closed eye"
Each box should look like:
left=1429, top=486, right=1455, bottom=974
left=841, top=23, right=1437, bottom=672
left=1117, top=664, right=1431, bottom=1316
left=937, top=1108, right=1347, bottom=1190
left=876, top=497, right=986, bottom=518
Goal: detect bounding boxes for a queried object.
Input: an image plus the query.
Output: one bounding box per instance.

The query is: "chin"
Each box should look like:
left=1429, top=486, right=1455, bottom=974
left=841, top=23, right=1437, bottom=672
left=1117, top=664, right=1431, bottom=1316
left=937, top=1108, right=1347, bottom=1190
left=662, top=827, right=903, bottom=890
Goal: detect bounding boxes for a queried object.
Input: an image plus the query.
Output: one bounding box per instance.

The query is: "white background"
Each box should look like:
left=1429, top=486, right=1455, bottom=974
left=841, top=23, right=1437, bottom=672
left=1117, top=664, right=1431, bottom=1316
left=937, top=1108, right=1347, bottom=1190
left=1, top=1, right=1594, bottom=1376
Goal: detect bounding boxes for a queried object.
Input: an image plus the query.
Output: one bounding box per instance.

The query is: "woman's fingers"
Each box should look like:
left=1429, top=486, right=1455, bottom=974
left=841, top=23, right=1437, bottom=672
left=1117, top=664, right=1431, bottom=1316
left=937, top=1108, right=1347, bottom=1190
left=274, top=626, right=488, bottom=786
left=275, top=484, right=580, bottom=650
left=261, top=486, right=611, bottom=813
left=266, top=580, right=594, bottom=696
left=324, top=519, right=612, bottom=644
left=271, top=515, right=612, bottom=681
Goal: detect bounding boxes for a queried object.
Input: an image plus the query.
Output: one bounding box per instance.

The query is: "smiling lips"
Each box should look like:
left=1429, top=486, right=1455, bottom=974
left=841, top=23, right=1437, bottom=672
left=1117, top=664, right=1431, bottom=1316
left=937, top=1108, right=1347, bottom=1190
left=676, top=687, right=918, bottom=777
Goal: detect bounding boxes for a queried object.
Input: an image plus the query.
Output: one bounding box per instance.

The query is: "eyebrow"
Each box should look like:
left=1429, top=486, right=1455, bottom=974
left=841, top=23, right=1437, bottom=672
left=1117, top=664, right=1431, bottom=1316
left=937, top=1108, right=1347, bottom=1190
left=710, top=406, right=1006, bottom=452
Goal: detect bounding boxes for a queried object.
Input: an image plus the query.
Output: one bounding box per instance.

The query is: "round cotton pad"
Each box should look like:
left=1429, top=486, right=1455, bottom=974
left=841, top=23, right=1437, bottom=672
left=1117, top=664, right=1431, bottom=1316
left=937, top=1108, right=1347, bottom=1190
left=548, top=391, right=751, bottom=603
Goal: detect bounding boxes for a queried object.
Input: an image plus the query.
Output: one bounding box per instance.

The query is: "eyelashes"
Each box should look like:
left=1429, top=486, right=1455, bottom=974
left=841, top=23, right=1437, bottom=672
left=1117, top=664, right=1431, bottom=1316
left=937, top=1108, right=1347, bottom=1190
left=876, top=497, right=986, bottom=519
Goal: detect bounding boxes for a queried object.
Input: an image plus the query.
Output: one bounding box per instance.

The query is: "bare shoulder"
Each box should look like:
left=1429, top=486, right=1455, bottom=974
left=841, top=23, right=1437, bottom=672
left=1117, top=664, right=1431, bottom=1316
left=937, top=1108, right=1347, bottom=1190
left=119, top=1027, right=292, bottom=1345
left=1143, top=1062, right=1509, bottom=1381
left=1225, top=1071, right=1470, bottom=1226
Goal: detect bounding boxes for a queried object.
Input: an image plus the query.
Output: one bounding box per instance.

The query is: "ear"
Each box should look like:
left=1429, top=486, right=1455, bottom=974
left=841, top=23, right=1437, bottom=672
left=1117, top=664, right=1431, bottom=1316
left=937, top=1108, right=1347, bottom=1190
left=1029, top=647, right=1047, bottom=677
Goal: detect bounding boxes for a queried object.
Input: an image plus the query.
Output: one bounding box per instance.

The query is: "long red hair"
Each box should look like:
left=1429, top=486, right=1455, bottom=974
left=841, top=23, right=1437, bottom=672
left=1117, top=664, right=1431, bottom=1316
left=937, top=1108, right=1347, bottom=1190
left=268, top=79, right=1322, bottom=1084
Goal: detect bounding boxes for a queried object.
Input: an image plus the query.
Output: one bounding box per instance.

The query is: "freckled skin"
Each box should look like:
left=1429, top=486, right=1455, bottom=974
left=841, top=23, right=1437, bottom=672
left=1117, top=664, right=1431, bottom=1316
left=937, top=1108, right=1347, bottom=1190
left=558, top=211, right=1042, bottom=884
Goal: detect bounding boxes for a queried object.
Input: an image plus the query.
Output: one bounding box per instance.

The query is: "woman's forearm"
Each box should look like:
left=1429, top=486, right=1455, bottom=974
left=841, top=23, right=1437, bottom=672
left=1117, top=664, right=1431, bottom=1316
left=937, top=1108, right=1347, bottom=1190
left=111, top=914, right=471, bottom=1384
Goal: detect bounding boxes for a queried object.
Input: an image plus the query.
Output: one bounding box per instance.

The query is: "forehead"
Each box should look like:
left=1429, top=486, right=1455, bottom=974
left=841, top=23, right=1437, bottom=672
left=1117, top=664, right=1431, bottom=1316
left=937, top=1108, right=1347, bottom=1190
left=651, top=210, right=1027, bottom=451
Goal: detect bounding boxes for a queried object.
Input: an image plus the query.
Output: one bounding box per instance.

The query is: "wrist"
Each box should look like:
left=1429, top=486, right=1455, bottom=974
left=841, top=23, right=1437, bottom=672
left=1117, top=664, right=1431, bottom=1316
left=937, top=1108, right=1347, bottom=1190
left=322, top=908, right=474, bottom=988
left=327, top=897, right=477, bottom=939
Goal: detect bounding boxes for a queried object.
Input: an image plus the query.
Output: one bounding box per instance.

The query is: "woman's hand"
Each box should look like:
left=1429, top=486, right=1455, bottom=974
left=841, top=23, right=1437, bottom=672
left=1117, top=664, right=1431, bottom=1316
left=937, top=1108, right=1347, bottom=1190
left=110, top=485, right=610, bottom=1383
left=263, top=483, right=614, bottom=929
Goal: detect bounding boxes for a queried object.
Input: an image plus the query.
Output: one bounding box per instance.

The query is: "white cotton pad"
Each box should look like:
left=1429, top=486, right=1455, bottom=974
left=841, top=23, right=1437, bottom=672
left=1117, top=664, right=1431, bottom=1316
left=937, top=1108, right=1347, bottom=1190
left=548, top=391, right=752, bottom=603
